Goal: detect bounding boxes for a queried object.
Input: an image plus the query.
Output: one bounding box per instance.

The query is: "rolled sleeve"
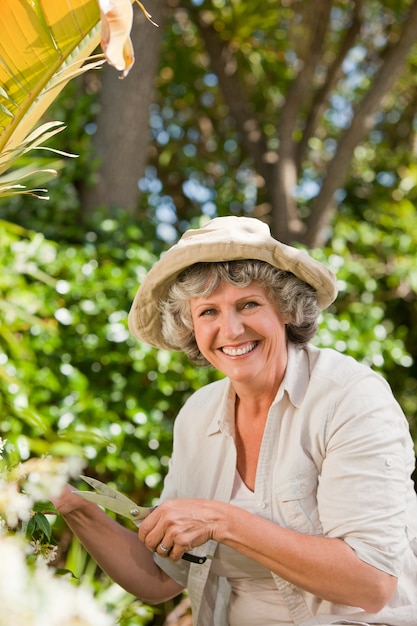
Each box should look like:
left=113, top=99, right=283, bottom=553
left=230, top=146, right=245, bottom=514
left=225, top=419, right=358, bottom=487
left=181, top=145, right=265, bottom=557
left=317, top=370, right=411, bottom=575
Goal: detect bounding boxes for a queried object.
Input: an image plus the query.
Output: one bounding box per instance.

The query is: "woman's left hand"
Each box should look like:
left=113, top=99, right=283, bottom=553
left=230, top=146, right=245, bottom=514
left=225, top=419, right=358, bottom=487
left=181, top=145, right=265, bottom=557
left=138, top=498, right=222, bottom=561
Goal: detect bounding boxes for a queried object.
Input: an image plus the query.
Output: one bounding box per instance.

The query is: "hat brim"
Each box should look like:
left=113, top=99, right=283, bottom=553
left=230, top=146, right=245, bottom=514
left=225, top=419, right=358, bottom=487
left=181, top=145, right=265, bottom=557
left=128, top=217, right=337, bottom=350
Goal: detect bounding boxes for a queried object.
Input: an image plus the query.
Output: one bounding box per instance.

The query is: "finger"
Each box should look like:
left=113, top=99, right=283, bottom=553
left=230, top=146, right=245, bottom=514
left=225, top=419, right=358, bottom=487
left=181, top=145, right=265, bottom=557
left=157, top=541, right=172, bottom=558
left=141, top=530, right=162, bottom=553
left=139, top=505, right=160, bottom=531
left=168, top=541, right=194, bottom=562
left=138, top=507, right=161, bottom=544
left=141, top=523, right=174, bottom=554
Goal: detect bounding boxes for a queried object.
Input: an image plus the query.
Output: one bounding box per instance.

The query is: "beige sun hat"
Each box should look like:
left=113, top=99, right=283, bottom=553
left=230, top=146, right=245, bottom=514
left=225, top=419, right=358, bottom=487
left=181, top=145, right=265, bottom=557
left=128, top=216, right=337, bottom=349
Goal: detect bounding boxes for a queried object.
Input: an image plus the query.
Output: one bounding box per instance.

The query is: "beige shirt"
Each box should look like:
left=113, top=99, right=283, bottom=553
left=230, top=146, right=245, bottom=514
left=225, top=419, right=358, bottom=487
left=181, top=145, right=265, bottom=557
left=211, top=470, right=293, bottom=625
left=154, top=343, right=417, bottom=625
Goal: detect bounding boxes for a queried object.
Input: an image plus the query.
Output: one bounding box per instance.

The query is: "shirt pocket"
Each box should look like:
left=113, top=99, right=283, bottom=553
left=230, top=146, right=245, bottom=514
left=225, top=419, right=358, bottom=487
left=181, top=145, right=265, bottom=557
left=276, top=465, right=322, bottom=534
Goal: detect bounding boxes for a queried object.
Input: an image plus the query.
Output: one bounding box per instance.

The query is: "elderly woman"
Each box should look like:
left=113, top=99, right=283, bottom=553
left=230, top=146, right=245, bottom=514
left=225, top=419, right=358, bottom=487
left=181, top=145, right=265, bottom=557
left=54, top=216, right=417, bottom=626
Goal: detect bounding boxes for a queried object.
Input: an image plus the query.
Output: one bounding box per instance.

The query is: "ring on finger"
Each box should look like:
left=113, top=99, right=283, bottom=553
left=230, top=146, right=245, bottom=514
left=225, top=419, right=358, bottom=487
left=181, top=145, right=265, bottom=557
left=159, top=542, right=170, bottom=554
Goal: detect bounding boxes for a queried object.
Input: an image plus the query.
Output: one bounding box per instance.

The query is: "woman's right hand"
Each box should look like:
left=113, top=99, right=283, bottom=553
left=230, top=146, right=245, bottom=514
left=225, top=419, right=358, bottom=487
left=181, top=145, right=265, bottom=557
left=50, top=483, right=184, bottom=604
left=50, top=483, right=93, bottom=517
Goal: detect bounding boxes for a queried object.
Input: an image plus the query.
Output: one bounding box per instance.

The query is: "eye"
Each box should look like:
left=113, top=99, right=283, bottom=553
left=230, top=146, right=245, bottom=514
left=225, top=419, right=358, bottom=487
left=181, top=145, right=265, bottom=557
left=200, top=308, right=216, bottom=316
left=242, top=300, right=259, bottom=310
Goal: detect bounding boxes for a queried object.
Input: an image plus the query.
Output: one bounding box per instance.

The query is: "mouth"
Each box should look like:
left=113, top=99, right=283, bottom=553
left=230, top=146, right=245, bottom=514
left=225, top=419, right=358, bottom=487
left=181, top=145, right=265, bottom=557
left=221, top=341, right=258, bottom=357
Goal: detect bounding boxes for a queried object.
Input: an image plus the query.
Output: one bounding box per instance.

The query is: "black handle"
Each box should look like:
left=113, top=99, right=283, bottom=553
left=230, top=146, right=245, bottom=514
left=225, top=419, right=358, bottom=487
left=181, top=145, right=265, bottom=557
left=182, top=552, right=207, bottom=564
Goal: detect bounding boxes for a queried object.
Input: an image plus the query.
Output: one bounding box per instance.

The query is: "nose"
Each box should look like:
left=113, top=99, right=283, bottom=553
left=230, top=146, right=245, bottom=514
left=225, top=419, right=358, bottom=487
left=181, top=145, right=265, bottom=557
left=221, top=310, right=244, bottom=339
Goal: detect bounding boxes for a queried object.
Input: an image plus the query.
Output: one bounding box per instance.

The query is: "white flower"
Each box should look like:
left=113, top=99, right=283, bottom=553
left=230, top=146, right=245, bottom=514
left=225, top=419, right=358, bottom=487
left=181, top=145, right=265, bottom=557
left=0, top=480, right=33, bottom=528
left=99, top=0, right=134, bottom=78
left=0, top=536, right=115, bottom=626
left=98, top=0, right=158, bottom=79
left=0, top=456, right=85, bottom=529
left=0, top=455, right=115, bottom=624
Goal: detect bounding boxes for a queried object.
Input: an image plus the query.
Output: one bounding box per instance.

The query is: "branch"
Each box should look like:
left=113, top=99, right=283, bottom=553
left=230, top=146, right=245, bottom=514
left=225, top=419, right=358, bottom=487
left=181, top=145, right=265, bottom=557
left=296, top=0, right=363, bottom=171
left=281, top=0, right=334, bottom=132
left=304, top=0, right=417, bottom=247
left=195, top=16, right=273, bottom=187
left=273, top=0, right=333, bottom=240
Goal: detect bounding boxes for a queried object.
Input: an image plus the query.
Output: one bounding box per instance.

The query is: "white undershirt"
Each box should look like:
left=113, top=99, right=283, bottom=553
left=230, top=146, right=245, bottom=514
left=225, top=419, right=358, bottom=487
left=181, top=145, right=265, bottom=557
left=210, top=470, right=293, bottom=625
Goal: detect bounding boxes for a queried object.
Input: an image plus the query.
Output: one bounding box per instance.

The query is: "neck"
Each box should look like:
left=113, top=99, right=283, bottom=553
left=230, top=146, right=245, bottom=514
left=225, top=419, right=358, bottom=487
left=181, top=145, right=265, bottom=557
left=232, top=360, right=287, bottom=418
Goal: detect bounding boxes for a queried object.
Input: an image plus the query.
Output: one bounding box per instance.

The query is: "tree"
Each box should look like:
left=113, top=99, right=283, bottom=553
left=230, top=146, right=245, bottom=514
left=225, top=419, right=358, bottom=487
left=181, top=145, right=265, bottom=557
left=74, top=0, right=417, bottom=247
left=81, top=2, right=169, bottom=213
left=2, top=1, right=416, bottom=441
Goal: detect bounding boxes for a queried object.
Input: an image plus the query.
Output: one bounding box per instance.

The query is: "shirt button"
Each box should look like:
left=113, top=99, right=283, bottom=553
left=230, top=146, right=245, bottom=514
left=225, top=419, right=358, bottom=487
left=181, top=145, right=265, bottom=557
left=385, top=457, right=393, bottom=467
left=259, top=502, right=267, bottom=510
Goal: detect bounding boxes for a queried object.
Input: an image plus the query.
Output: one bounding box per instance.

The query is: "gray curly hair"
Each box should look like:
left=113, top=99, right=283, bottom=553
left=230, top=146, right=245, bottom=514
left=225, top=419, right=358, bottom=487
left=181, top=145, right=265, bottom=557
left=158, top=260, right=320, bottom=366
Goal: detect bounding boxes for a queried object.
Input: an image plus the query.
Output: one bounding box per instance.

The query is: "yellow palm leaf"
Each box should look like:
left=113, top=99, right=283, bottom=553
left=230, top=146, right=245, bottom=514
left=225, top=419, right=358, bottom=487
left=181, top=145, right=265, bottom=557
left=0, top=0, right=103, bottom=162
left=0, top=0, right=155, bottom=197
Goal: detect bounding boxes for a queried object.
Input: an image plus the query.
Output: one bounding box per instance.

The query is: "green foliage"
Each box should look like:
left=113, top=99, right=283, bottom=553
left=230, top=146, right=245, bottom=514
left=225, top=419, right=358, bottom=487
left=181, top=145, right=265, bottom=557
left=313, top=197, right=417, bottom=444
left=26, top=509, right=53, bottom=544
left=0, top=219, right=104, bottom=462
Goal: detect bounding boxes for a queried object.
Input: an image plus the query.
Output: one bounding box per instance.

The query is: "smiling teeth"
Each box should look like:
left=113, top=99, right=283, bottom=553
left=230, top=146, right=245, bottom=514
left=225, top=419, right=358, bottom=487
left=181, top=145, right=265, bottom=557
left=222, top=342, right=257, bottom=356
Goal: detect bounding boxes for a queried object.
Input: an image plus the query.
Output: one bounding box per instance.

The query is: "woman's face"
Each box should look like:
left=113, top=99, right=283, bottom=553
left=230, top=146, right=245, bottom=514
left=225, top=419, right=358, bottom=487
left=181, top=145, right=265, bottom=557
left=190, top=280, right=288, bottom=391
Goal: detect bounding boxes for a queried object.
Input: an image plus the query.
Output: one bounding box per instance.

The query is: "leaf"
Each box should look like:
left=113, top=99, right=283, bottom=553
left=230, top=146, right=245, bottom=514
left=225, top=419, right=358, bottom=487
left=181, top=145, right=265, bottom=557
left=25, top=516, right=36, bottom=538
left=46, top=442, right=86, bottom=456
left=58, top=429, right=109, bottom=446
left=0, top=165, right=58, bottom=199
left=33, top=511, right=53, bottom=542
left=55, top=568, right=79, bottom=579
left=14, top=406, right=53, bottom=437
left=0, top=0, right=155, bottom=160
left=0, top=0, right=156, bottom=198
left=33, top=500, right=59, bottom=515
left=0, top=0, right=102, bottom=158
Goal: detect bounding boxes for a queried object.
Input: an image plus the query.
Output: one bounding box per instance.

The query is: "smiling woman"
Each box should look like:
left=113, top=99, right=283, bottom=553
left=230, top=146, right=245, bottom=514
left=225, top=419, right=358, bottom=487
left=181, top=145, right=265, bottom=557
left=159, top=260, right=320, bottom=366
left=188, top=280, right=289, bottom=396
left=54, top=216, right=417, bottom=626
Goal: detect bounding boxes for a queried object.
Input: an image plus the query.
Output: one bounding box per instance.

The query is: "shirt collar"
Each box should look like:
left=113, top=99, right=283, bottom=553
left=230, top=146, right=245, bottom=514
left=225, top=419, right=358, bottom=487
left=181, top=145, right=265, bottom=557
left=280, top=343, right=310, bottom=408
left=207, top=378, right=236, bottom=437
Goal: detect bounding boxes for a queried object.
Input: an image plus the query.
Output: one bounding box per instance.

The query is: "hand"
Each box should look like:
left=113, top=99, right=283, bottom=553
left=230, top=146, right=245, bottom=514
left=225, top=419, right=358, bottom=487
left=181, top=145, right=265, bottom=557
left=138, top=498, right=220, bottom=561
left=50, top=483, right=92, bottom=517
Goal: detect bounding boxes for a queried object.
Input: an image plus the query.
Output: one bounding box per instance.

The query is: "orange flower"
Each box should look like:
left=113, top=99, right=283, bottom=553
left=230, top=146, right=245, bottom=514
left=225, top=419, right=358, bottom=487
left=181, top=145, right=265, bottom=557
left=99, top=0, right=135, bottom=78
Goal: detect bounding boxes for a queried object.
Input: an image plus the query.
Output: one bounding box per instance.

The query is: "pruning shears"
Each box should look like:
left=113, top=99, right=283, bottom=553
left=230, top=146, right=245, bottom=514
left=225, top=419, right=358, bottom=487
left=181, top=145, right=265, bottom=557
left=74, top=475, right=209, bottom=565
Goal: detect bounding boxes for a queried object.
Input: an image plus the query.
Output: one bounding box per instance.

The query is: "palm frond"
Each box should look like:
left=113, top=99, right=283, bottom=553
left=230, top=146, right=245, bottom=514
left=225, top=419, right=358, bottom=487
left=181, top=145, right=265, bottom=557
left=0, top=0, right=103, bottom=159
left=0, top=0, right=154, bottom=197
